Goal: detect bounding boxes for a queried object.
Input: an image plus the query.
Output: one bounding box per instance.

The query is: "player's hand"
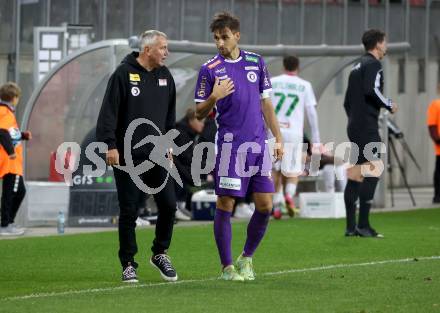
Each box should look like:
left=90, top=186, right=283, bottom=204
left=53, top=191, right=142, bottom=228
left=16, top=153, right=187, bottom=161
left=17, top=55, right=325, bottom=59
left=9, top=153, right=16, bottom=160
left=391, top=103, right=398, bottom=114
left=274, top=141, right=283, bottom=161
left=106, top=149, right=119, bottom=166
left=211, top=77, right=234, bottom=101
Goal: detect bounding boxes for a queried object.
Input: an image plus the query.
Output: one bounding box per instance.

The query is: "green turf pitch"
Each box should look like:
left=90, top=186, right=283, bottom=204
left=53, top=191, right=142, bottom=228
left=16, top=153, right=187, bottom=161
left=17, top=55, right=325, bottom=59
left=0, top=209, right=439, bottom=313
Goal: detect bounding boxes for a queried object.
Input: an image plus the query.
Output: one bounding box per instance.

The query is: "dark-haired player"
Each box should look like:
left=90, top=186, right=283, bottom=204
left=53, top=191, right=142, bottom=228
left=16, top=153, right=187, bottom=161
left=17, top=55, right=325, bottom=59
left=195, top=12, right=283, bottom=281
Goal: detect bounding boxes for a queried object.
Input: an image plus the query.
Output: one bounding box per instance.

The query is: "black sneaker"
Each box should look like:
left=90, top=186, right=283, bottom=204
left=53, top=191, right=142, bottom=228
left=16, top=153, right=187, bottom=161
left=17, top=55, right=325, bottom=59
left=122, top=263, right=138, bottom=283
left=356, top=226, right=384, bottom=238
left=345, top=229, right=357, bottom=237
left=150, top=254, right=178, bottom=282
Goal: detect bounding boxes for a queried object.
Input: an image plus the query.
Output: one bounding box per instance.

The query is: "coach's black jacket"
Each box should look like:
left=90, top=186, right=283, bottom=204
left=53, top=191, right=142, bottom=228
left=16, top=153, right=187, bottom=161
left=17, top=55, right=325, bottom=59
left=343, top=53, right=393, bottom=137
left=96, top=52, right=176, bottom=164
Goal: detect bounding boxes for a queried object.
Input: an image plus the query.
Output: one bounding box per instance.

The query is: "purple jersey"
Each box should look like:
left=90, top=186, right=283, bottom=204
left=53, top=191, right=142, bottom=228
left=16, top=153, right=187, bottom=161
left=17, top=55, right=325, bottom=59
left=194, top=50, right=272, bottom=151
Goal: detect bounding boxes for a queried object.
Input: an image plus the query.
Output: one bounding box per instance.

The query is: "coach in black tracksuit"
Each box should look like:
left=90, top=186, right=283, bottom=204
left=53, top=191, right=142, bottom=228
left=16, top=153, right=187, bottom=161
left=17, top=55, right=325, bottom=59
left=343, top=29, right=397, bottom=238
left=96, top=30, right=178, bottom=282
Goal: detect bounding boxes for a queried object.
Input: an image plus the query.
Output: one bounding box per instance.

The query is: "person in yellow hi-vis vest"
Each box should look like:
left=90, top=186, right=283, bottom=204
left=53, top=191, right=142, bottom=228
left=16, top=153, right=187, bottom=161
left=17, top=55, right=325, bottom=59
left=0, top=82, right=31, bottom=236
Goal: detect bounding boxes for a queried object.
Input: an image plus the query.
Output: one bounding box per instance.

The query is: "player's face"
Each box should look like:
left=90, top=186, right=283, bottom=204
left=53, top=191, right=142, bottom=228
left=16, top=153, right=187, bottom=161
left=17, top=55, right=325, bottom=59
left=376, top=38, right=387, bottom=60
left=146, top=36, right=169, bottom=67
left=213, top=28, right=240, bottom=57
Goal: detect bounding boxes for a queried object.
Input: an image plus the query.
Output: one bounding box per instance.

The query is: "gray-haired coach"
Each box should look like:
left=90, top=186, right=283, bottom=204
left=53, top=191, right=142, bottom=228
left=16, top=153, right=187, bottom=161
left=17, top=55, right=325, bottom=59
left=97, top=30, right=178, bottom=283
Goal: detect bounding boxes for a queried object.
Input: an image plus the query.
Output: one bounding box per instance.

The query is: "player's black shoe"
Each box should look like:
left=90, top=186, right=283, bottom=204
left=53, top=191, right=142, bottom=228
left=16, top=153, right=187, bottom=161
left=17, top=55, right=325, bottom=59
left=356, top=226, right=384, bottom=238
left=345, top=228, right=357, bottom=237
left=150, top=254, right=178, bottom=282
left=122, top=263, right=138, bottom=283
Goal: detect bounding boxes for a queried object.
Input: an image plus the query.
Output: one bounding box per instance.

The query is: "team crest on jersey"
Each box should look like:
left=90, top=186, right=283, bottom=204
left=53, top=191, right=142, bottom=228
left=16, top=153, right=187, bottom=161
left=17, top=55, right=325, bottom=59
left=247, top=71, right=257, bottom=83
left=131, top=86, right=140, bottom=96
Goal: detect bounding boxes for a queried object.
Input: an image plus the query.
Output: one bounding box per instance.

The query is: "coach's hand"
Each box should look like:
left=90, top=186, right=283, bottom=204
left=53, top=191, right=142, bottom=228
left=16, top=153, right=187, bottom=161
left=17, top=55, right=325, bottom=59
left=211, top=77, right=235, bottom=101
left=106, top=149, right=119, bottom=166
left=167, top=148, right=174, bottom=168
left=391, top=103, right=398, bottom=114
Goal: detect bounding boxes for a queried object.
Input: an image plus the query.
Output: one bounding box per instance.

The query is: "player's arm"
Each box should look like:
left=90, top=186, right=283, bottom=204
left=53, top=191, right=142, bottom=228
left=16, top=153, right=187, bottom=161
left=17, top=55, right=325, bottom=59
left=195, top=93, right=216, bottom=120
left=305, top=105, right=321, bottom=144
left=304, top=83, right=321, bottom=144
left=258, top=57, right=282, bottom=159
left=261, top=97, right=283, bottom=160
left=195, top=77, right=234, bottom=120
left=363, top=61, right=397, bottom=113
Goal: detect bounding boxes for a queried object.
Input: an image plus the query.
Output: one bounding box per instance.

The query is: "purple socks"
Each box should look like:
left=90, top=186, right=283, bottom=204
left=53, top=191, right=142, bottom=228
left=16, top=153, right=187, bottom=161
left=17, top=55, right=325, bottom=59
left=214, top=208, right=271, bottom=267
left=213, top=209, right=233, bottom=267
left=243, top=210, right=271, bottom=257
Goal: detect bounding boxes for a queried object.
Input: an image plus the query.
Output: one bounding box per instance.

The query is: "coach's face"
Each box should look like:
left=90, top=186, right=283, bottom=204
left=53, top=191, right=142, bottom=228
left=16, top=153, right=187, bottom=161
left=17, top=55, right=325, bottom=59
left=146, top=36, right=169, bottom=67
left=213, top=27, right=240, bottom=58
left=376, top=38, right=387, bottom=60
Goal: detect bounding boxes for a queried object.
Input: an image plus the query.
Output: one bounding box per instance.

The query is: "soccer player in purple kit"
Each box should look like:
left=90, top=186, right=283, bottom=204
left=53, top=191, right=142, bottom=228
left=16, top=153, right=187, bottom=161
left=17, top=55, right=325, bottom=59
left=195, top=12, right=283, bottom=281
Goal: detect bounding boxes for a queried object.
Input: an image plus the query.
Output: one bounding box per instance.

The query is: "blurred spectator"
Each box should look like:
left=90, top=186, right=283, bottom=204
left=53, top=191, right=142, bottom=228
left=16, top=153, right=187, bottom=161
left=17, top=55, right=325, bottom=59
left=199, top=113, right=217, bottom=144
left=174, top=107, right=205, bottom=220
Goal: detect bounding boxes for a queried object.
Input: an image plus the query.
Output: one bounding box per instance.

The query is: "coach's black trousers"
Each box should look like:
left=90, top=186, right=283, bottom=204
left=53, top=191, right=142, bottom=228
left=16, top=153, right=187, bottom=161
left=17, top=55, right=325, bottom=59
left=1, top=174, right=26, bottom=227
left=434, top=156, right=440, bottom=201
left=113, top=166, right=176, bottom=268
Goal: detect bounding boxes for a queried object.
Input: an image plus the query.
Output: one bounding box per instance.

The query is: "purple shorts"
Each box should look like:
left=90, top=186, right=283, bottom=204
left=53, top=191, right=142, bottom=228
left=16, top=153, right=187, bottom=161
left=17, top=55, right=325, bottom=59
left=213, top=144, right=275, bottom=198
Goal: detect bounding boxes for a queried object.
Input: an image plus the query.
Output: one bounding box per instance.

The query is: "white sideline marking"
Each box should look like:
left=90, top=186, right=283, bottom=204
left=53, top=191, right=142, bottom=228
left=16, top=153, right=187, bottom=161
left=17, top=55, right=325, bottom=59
left=3, top=256, right=439, bottom=302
